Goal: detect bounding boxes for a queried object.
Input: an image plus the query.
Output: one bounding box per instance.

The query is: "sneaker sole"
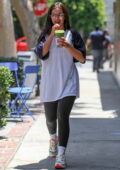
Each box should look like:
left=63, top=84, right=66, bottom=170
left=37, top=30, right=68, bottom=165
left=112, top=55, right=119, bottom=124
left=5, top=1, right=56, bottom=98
left=55, top=163, right=66, bottom=169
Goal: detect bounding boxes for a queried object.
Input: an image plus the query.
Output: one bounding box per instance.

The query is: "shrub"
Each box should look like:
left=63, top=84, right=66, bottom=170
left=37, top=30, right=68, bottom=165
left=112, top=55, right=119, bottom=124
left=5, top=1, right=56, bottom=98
left=0, top=66, right=14, bottom=128
left=0, top=57, right=24, bottom=85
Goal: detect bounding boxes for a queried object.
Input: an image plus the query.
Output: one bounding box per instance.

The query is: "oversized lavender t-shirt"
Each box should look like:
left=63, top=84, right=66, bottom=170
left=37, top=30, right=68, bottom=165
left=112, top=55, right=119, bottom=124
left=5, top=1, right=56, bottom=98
left=34, top=30, right=86, bottom=103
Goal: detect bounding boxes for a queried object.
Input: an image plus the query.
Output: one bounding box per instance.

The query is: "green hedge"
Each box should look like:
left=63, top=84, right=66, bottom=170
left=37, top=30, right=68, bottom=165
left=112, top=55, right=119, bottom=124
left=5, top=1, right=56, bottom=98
left=0, top=57, right=24, bottom=127
left=0, top=66, right=14, bottom=128
left=0, top=57, right=24, bottom=86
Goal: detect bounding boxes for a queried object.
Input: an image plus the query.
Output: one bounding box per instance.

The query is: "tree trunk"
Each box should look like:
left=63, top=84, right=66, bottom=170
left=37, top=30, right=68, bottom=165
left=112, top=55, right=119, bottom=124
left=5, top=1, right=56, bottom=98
left=0, top=0, right=16, bottom=57
left=11, top=0, right=40, bottom=49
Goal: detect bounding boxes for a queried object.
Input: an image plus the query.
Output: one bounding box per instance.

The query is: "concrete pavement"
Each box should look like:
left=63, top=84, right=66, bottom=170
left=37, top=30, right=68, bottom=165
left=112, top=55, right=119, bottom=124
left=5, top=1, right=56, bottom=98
left=6, top=60, right=120, bottom=170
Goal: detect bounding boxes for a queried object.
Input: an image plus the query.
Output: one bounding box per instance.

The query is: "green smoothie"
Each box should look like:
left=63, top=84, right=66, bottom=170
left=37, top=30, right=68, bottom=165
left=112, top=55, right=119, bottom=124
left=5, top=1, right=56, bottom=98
left=55, top=30, right=64, bottom=47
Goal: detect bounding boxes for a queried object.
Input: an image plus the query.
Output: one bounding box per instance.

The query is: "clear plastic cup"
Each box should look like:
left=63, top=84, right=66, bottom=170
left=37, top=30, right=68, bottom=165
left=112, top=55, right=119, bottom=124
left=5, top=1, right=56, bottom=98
left=55, top=30, right=64, bottom=47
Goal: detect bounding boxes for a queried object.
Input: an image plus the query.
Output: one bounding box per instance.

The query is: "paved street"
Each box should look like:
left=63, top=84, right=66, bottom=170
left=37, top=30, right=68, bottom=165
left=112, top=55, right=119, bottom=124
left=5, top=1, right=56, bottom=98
left=4, top=60, right=120, bottom=170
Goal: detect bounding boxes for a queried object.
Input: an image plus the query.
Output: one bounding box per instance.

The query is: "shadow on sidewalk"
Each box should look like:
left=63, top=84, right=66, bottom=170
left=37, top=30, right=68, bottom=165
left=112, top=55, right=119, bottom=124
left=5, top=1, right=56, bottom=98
left=11, top=117, right=120, bottom=170
left=13, top=156, right=56, bottom=170
left=5, top=100, right=43, bottom=123
left=97, top=71, right=120, bottom=118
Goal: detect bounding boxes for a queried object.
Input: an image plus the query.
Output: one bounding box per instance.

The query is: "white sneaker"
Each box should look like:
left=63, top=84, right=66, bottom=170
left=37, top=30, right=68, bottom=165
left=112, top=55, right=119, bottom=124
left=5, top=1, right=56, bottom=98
left=55, top=154, right=67, bottom=169
left=49, top=139, right=58, bottom=158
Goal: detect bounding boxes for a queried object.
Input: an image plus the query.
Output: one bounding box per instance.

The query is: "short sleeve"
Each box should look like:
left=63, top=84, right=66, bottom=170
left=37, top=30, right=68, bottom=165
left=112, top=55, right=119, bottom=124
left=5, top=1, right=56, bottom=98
left=71, top=30, right=86, bottom=63
left=34, top=36, right=49, bottom=60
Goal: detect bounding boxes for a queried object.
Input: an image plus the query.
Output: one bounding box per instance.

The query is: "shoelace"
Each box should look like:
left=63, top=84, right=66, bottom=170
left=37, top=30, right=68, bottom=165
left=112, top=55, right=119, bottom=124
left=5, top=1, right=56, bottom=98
left=56, top=154, right=65, bottom=163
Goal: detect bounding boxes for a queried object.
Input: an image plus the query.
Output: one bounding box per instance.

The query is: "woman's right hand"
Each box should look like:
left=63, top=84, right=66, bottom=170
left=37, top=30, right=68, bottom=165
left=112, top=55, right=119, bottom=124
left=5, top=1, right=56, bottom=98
left=42, top=24, right=61, bottom=56
left=51, top=24, right=61, bottom=36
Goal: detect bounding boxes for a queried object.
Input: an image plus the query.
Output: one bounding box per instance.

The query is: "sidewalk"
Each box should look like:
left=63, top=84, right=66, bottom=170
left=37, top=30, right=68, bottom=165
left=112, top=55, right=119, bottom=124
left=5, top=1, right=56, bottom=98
left=0, top=98, right=44, bottom=170
left=2, top=60, right=120, bottom=170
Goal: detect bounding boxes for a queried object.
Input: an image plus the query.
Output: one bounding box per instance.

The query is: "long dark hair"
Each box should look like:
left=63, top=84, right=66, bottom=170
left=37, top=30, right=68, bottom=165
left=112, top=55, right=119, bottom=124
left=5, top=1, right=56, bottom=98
left=38, top=2, right=71, bottom=42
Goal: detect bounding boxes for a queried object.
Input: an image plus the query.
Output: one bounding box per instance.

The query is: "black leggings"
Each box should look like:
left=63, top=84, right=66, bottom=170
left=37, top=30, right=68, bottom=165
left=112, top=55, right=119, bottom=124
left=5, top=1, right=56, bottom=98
left=44, top=96, right=76, bottom=147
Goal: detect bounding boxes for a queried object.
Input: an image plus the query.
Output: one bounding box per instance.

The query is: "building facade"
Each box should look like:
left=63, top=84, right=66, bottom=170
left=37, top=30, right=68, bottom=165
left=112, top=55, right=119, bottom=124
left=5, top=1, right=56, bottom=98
left=104, top=0, right=116, bottom=41
left=113, top=0, right=120, bottom=86
left=104, top=0, right=120, bottom=86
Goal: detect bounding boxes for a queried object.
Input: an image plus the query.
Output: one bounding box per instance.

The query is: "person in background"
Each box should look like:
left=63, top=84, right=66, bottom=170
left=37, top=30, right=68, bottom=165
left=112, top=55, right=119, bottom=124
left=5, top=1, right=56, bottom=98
left=86, top=25, right=105, bottom=73
left=34, top=2, right=86, bottom=169
left=101, top=29, right=113, bottom=67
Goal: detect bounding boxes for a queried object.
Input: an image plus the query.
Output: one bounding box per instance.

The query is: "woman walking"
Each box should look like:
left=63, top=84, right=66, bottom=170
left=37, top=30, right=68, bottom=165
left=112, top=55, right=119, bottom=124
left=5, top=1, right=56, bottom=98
left=34, top=2, right=86, bottom=169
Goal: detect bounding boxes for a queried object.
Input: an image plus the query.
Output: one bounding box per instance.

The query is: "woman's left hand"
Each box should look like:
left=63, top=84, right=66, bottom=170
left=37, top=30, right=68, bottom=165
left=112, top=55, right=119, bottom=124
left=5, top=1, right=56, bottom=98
left=57, top=38, right=85, bottom=63
left=57, top=38, right=70, bottom=48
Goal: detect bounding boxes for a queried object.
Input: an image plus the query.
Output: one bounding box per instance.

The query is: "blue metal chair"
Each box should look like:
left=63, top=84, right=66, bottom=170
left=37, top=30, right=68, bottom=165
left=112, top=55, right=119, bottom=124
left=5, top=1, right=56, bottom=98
left=0, top=62, right=40, bottom=120
left=8, top=65, right=40, bottom=120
